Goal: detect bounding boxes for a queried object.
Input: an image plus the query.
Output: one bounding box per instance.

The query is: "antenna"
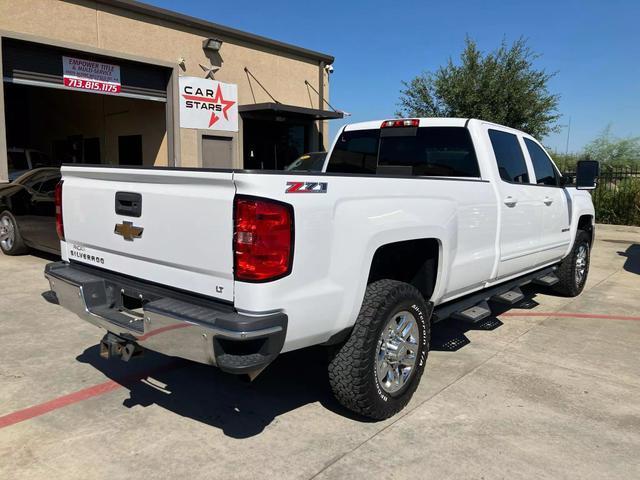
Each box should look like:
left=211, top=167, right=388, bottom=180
left=565, top=116, right=572, bottom=155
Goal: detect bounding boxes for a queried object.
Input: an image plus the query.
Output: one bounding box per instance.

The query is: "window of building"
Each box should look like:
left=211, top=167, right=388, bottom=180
left=118, top=135, right=143, bottom=166
left=83, top=138, right=101, bottom=164
left=524, top=138, right=559, bottom=186
left=488, top=130, right=530, bottom=183
left=7, top=151, right=28, bottom=171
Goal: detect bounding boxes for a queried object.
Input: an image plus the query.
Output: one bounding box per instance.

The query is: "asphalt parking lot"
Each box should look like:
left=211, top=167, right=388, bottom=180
left=1, top=224, right=639, bottom=480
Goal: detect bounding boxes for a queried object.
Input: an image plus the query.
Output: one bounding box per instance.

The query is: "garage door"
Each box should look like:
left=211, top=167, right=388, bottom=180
left=2, top=38, right=169, bottom=102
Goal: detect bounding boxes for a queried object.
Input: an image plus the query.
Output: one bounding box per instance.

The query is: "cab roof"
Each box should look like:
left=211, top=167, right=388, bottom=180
left=343, top=118, right=470, bottom=131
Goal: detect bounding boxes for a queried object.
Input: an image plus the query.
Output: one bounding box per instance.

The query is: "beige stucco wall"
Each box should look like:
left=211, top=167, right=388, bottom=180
left=0, top=0, right=330, bottom=171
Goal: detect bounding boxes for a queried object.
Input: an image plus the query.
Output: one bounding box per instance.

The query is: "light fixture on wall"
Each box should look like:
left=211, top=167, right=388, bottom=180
left=202, top=38, right=223, bottom=52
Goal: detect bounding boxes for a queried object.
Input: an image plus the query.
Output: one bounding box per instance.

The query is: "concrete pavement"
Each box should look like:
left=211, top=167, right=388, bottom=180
left=0, top=224, right=639, bottom=479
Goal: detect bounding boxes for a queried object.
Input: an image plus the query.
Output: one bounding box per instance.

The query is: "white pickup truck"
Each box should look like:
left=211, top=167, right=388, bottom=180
left=45, top=118, right=598, bottom=419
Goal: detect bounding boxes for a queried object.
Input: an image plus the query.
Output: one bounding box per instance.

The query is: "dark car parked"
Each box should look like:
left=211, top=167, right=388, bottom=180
left=0, top=168, right=61, bottom=255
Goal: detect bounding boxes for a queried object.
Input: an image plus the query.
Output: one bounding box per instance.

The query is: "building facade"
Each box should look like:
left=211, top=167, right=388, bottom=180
left=0, top=0, right=340, bottom=182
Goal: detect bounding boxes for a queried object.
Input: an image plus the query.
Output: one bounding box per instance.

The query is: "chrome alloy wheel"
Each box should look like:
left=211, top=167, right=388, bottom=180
left=376, top=310, right=420, bottom=394
left=575, top=244, right=588, bottom=286
left=0, top=215, right=15, bottom=251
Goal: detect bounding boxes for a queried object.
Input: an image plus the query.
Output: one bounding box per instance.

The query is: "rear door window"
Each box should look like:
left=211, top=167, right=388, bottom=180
left=524, top=138, right=559, bottom=186
left=327, top=126, right=480, bottom=177
left=22, top=170, right=48, bottom=190
left=488, top=130, right=530, bottom=183
left=37, top=174, right=62, bottom=196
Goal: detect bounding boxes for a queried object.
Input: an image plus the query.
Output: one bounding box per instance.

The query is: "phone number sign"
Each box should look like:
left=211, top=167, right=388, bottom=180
left=62, top=56, right=121, bottom=94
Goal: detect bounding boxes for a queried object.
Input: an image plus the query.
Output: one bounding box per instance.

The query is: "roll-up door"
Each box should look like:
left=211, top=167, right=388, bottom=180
left=2, top=38, right=169, bottom=102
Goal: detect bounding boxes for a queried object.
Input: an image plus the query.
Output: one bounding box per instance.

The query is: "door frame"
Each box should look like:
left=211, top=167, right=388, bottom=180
left=518, top=134, right=572, bottom=262
left=196, top=129, right=239, bottom=169
left=241, top=116, right=312, bottom=170
left=0, top=29, right=181, bottom=181
left=482, top=123, right=544, bottom=279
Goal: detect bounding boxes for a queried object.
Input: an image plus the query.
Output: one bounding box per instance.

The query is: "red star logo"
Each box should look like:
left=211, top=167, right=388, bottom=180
left=182, top=82, right=236, bottom=128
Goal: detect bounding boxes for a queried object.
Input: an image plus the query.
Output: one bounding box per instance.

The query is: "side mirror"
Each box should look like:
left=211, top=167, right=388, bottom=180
left=575, top=160, right=599, bottom=190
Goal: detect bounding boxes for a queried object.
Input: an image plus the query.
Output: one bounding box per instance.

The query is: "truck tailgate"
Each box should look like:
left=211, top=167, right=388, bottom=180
left=59, top=166, right=235, bottom=302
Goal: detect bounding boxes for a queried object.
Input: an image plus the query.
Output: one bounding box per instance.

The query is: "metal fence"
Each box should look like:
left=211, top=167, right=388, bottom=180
left=564, top=168, right=640, bottom=226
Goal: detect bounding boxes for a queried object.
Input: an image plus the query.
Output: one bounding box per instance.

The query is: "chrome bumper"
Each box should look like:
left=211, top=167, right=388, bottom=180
left=44, top=262, right=287, bottom=374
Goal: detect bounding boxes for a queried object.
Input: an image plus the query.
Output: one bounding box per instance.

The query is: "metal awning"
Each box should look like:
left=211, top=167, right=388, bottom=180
left=239, top=103, right=344, bottom=120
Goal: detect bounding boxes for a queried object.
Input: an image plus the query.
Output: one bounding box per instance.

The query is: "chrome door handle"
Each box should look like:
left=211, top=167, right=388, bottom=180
left=503, top=196, right=518, bottom=207
left=543, top=197, right=553, bottom=206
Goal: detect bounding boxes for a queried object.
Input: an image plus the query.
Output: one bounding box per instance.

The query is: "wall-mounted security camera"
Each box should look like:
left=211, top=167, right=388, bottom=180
left=325, top=64, right=334, bottom=74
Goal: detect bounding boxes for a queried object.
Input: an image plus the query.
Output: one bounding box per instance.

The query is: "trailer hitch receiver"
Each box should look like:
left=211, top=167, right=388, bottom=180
left=99, top=332, right=143, bottom=361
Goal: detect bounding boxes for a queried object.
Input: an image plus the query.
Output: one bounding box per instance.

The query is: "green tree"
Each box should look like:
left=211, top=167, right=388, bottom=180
left=583, top=125, right=640, bottom=169
left=397, top=37, right=561, bottom=138
left=549, top=151, right=580, bottom=172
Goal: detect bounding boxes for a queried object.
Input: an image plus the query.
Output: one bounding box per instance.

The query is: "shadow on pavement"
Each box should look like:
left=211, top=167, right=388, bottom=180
left=28, top=250, right=60, bottom=262
left=618, top=244, right=640, bottom=275
left=76, top=343, right=354, bottom=439
left=72, top=283, right=557, bottom=436
left=430, top=284, right=542, bottom=352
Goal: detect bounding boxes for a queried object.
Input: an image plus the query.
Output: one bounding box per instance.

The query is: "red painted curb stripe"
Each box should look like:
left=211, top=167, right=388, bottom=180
left=0, top=361, right=182, bottom=430
left=501, top=312, right=640, bottom=321
left=0, top=380, right=120, bottom=429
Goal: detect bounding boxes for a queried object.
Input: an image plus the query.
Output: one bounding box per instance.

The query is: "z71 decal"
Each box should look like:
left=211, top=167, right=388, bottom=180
left=285, top=181, right=328, bottom=193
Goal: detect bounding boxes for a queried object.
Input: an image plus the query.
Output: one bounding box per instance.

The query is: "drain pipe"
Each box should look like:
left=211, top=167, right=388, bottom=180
left=318, top=61, right=325, bottom=150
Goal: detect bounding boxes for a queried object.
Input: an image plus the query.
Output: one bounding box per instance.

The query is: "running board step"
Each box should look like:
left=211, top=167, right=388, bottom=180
left=452, top=301, right=491, bottom=323
left=491, top=287, right=524, bottom=305
left=533, top=273, right=560, bottom=286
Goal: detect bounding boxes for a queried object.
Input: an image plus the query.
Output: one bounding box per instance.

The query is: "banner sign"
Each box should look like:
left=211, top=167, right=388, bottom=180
left=63, top=56, right=121, bottom=94
left=179, top=77, right=238, bottom=131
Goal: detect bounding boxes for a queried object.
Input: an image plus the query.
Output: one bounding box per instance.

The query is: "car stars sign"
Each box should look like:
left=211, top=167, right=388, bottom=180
left=179, top=77, right=238, bottom=132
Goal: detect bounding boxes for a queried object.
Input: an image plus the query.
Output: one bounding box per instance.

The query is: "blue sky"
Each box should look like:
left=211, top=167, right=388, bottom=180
left=151, top=0, right=639, bottom=152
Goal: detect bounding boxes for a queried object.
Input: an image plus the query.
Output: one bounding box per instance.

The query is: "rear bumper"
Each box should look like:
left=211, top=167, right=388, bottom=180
left=44, top=262, right=287, bottom=374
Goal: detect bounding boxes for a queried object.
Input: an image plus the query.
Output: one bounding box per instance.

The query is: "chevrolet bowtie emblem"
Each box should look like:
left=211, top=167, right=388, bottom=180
left=114, top=221, right=144, bottom=241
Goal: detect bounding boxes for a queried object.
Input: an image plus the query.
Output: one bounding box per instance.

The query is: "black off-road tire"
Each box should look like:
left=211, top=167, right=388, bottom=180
left=0, top=210, right=28, bottom=256
left=328, top=279, right=431, bottom=420
left=553, top=230, right=591, bottom=297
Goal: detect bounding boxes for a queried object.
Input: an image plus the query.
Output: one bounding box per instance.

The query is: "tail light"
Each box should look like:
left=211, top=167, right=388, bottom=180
left=55, top=180, right=64, bottom=240
left=234, top=196, right=294, bottom=282
left=381, top=119, right=419, bottom=128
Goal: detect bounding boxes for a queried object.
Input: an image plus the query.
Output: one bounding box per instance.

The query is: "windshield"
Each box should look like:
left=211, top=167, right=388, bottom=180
left=285, top=152, right=327, bottom=171
left=7, top=151, right=29, bottom=172
left=29, top=151, right=54, bottom=168
left=326, top=126, right=480, bottom=177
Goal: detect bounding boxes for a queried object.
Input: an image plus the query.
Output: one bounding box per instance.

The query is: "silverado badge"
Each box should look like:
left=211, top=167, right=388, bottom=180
left=114, top=221, right=144, bottom=241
